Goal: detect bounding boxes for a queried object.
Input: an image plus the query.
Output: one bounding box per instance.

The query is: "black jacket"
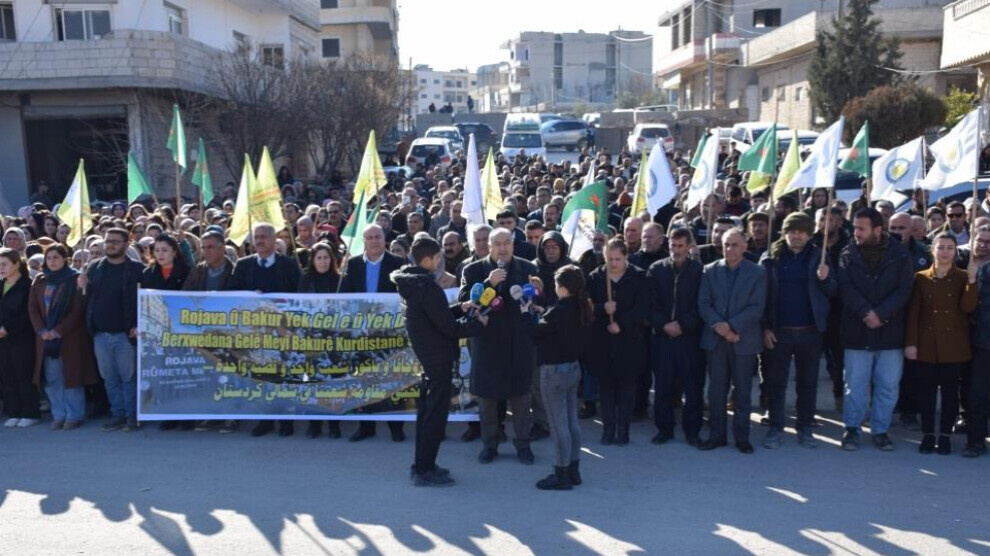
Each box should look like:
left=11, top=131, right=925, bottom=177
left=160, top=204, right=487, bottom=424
left=141, top=263, right=189, bottom=291
left=646, top=257, right=703, bottom=337
left=457, top=256, right=538, bottom=398
left=534, top=296, right=589, bottom=365
left=759, top=241, right=837, bottom=333
left=586, top=265, right=650, bottom=379
left=628, top=247, right=668, bottom=271
left=0, top=274, right=33, bottom=341
left=837, top=234, right=914, bottom=351
left=533, top=231, right=573, bottom=306
left=391, top=265, right=481, bottom=371
left=338, top=251, right=404, bottom=293
left=85, top=257, right=145, bottom=332
left=298, top=271, right=340, bottom=293
left=226, top=254, right=301, bottom=293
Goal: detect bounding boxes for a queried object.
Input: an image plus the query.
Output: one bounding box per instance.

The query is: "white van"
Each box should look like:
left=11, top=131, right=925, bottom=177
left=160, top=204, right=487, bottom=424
left=731, top=122, right=791, bottom=153
left=501, top=113, right=546, bottom=159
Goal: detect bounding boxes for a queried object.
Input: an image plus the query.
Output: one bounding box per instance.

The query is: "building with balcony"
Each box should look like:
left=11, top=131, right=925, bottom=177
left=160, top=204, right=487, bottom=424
left=318, top=0, right=397, bottom=62
left=744, top=1, right=972, bottom=130
left=0, top=0, right=320, bottom=211
left=941, top=0, right=990, bottom=101
left=412, top=65, right=477, bottom=114
left=485, top=30, right=651, bottom=112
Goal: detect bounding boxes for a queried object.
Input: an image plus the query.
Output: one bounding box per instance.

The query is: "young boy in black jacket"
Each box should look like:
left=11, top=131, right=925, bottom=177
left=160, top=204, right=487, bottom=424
left=391, top=237, right=487, bottom=487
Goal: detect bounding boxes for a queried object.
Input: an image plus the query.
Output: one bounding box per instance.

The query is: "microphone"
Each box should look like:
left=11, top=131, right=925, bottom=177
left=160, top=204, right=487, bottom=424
left=509, top=285, right=523, bottom=301
left=468, top=283, right=484, bottom=317
left=522, top=283, right=537, bottom=302
left=496, top=259, right=507, bottom=295
left=477, top=287, right=497, bottom=316
left=489, top=296, right=504, bottom=313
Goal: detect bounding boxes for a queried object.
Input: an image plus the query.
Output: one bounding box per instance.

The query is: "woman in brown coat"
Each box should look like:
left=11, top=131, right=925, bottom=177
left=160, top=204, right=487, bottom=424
left=28, top=243, right=98, bottom=430
left=905, top=232, right=979, bottom=455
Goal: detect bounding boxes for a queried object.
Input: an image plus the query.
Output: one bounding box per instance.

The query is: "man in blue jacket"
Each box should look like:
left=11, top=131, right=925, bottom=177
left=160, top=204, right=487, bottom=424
left=697, top=229, right=766, bottom=454
left=760, top=213, right=837, bottom=450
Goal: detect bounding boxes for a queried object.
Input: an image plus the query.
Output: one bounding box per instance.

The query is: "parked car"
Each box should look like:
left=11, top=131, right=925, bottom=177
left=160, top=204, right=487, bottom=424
left=541, top=119, right=592, bottom=151
left=731, top=122, right=791, bottom=153
left=424, top=126, right=464, bottom=152
left=833, top=148, right=890, bottom=204
left=627, top=123, right=674, bottom=155
left=406, top=138, right=454, bottom=170
left=894, top=178, right=989, bottom=213
left=776, top=130, right=820, bottom=153
left=501, top=131, right=546, bottom=160
left=582, top=112, right=601, bottom=127
left=454, top=122, right=499, bottom=151
left=538, top=113, right=563, bottom=124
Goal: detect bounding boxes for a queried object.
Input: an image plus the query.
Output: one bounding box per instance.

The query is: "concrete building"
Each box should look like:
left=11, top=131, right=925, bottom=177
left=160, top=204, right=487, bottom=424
left=941, top=0, right=990, bottom=101
left=318, top=0, right=397, bottom=62
left=473, top=30, right=652, bottom=112
left=471, top=62, right=510, bottom=113
left=0, top=0, right=320, bottom=211
left=653, top=0, right=972, bottom=131
left=412, top=65, right=477, bottom=114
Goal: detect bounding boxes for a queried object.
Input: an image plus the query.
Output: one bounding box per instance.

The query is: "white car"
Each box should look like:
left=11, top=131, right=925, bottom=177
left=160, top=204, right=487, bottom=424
left=406, top=138, right=454, bottom=170
left=777, top=130, right=820, bottom=153
left=626, top=123, right=673, bottom=155
left=423, top=126, right=464, bottom=152
left=731, top=122, right=790, bottom=153
left=501, top=131, right=546, bottom=160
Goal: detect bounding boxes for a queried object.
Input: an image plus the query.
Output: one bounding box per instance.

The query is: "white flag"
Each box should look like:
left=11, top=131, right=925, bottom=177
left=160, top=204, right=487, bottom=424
left=922, top=107, right=981, bottom=190
left=645, top=143, right=677, bottom=215
left=585, top=158, right=597, bottom=187
left=561, top=209, right=597, bottom=262
left=686, top=128, right=719, bottom=210
left=788, top=116, right=844, bottom=190
left=462, top=133, right=485, bottom=224
left=870, top=137, right=925, bottom=202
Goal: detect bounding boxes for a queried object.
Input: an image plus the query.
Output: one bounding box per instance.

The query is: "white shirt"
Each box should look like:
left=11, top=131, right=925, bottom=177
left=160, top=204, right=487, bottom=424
left=257, top=253, right=276, bottom=268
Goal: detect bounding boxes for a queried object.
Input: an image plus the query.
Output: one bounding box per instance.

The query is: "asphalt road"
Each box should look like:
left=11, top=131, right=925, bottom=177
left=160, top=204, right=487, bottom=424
left=2, top=372, right=990, bottom=556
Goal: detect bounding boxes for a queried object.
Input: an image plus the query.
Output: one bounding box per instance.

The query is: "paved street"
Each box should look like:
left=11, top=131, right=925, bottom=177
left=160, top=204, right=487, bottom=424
left=2, top=375, right=990, bottom=556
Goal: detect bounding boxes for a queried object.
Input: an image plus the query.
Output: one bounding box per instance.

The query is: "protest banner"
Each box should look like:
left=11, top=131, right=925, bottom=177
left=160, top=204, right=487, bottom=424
left=137, top=289, right=476, bottom=421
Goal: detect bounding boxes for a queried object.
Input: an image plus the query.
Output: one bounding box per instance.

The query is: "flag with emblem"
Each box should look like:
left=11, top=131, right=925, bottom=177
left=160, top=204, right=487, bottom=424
left=561, top=180, right=610, bottom=260
left=787, top=116, right=844, bottom=190
left=56, top=159, right=92, bottom=248
left=839, top=121, right=870, bottom=178
left=869, top=136, right=924, bottom=201
left=166, top=104, right=187, bottom=172
left=631, top=149, right=649, bottom=216
left=738, top=123, right=777, bottom=193
left=690, top=132, right=709, bottom=168
left=686, top=127, right=720, bottom=210
left=922, top=106, right=981, bottom=190
left=773, top=130, right=802, bottom=198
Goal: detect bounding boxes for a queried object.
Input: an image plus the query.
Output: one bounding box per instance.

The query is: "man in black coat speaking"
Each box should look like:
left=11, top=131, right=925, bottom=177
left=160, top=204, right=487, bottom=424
left=458, top=227, right=539, bottom=465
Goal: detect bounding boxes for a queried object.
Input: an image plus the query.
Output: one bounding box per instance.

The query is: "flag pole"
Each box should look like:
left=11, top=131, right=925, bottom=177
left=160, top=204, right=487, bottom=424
left=971, top=104, right=983, bottom=255
left=199, top=180, right=206, bottom=230
left=820, top=187, right=833, bottom=267
left=175, top=162, right=182, bottom=219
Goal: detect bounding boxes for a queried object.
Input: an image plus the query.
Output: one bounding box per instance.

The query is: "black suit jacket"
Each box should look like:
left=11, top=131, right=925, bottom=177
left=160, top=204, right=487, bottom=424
left=338, top=251, right=405, bottom=293
left=226, top=254, right=301, bottom=293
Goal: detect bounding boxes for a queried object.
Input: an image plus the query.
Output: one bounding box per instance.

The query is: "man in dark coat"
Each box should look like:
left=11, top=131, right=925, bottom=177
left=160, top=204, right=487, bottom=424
left=837, top=208, right=914, bottom=452
left=392, top=237, right=485, bottom=487
left=226, top=223, right=302, bottom=438
left=458, top=227, right=539, bottom=465
left=338, top=224, right=408, bottom=442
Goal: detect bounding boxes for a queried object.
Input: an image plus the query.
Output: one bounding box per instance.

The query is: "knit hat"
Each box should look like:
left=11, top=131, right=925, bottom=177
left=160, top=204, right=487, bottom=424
left=782, top=212, right=814, bottom=235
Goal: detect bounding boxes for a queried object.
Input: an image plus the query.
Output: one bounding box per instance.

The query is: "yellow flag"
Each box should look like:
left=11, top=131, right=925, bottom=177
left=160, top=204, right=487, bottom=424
left=56, top=160, right=92, bottom=248
left=255, top=146, right=288, bottom=232
left=481, top=147, right=503, bottom=222
left=352, top=130, right=387, bottom=204
left=773, top=130, right=802, bottom=199
left=228, top=154, right=257, bottom=246
left=631, top=149, right=649, bottom=216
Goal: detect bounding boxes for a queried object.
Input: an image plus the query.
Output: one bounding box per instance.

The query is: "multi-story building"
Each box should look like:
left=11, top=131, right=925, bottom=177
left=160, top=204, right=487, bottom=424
left=0, top=0, right=320, bottom=210
left=480, top=30, right=652, bottom=112
left=941, top=0, right=990, bottom=102
left=318, top=0, right=397, bottom=62
left=653, top=0, right=972, bottom=131
left=412, top=65, right=477, bottom=114
left=471, top=62, right=510, bottom=113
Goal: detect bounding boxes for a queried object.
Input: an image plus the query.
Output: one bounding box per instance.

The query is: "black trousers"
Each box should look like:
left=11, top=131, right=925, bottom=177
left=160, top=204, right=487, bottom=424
left=707, top=341, right=756, bottom=444
left=357, top=420, right=405, bottom=435
left=824, top=310, right=845, bottom=399
left=765, top=328, right=821, bottom=431
left=897, top=360, right=918, bottom=416
left=653, top=335, right=703, bottom=438
left=599, top=373, right=636, bottom=430
left=414, top=365, right=453, bottom=474
left=0, top=341, right=39, bottom=420
left=633, top=342, right=652, bottom=417
left=916, top=362, right=966, bottom=436
left=967, top=349, right=990, bottom=447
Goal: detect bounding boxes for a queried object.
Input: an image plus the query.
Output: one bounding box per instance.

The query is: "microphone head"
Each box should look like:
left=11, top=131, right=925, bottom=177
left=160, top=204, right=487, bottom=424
left=522, top=283, right=536, bottom=300
left=479, top=287, right=497, bottom=306
left=509, top=285, right=524, bottom=300
left=490, top=296, right=504, bottom=311
left=470, top=283, right=484, bottom=303
left=497, top=259, right=506, bottom=270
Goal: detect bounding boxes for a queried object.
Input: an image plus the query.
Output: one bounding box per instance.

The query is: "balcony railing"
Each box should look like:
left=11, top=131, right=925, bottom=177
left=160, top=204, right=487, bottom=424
left=953, top=0, right=990, bottom=19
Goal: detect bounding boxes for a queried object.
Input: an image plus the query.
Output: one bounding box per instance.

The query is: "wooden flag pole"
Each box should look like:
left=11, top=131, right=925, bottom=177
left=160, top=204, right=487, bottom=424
left=971, top=105, right=983, bottom=254
left=820, top=188, right=833, bottom=266
left=174, top=163, right=182, bottom=218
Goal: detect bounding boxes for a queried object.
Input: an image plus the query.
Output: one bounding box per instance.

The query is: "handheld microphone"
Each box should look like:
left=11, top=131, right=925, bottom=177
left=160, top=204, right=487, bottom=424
left=522, top=283, right=538, bottom=317
left=489, top=296, right=504, bottom=313
left=478, top=287, right=497, bottom=316
left=469, top=283, right=484, bottom=317
left=509, top=285, right=524, bottom=301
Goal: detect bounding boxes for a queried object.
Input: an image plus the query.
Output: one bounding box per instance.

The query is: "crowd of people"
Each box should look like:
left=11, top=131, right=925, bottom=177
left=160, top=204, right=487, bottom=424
left=1, top=136, right=990, bottom=489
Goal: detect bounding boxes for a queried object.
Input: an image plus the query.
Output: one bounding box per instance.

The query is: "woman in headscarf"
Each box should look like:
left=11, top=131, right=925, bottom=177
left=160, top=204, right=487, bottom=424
left=28, top=243, right=98, bottom=430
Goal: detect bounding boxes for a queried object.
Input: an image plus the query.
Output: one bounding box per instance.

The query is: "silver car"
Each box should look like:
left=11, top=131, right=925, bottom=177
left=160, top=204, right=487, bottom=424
left=540, top=119, right=591, bottom=151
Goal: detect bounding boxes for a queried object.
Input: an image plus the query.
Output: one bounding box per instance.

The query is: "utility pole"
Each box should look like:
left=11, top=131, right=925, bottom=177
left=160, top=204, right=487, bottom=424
left=706, top=0, right=714, bottom=110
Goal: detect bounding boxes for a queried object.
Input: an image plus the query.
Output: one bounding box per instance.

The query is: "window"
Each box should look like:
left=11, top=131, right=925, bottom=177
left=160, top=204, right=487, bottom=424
left=233, top=30, right=249, bottom=52
left=795, top=86, right=803, bottom=101
left=261, top=45, right=285, bottom=69
left=165, top=3, right=183, bottom=35
left=420, top=94, right=427, bottom=99
left=671, top=14, right=679, bottom=49
left=455, top=80, right=462, bottom=88
left=55, top=8, right=110, bottom=41
left=0, top=3, right=15, bottom=41
left=434, top=94, right=440, bottom=99
left=776, top=87, right=786, bottom=101
left=321, top=38, right=340, bottom=58
left=445, top=80, right=453, bottom=87
left=761, top=87, right=770, bottom=102
left=470, top=80, right=476, bottom=86
left=553, top=66, right=562, bottom=90
left=753, top=9, right=782, bottom=28
left=419, top=78, right=426, bottom=84
left=682, top=8, right=691, bottom=47
left=321, top=0, right=338, bottom=8
left=553, top=41, right=562, bottom=65
left=433, top=79, right=439, bottom=84
left=456, top=95, right=463, bottom=102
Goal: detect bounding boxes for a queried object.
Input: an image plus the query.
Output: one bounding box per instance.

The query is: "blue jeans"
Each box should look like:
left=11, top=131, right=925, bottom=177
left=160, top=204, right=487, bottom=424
left=44, top=357, right=86, bottom=422
left=93, top=332, right=137, bottom=419
left=843, top=349, right=903, bottom=435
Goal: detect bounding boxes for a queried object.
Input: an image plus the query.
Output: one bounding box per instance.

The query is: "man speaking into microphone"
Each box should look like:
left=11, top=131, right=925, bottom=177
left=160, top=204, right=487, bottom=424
left=459, top=227, right=540, bottom=465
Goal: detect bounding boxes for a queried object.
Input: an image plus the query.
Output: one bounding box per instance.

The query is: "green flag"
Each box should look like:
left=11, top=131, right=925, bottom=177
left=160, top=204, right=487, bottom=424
left=739, top=124, right=778, bottom=193
left=166, top=104, right=187, bottom=172
left=838, top=120, right=870, bottom=178
left=690, top=133, right=709, bottom=168
left=126, top=152, right=153, bottom=203
left=191, top=138, right=214, bottom=205
left=561, top=180, right=610, bottom=234
left=341, top=188, right=374, bottom=257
